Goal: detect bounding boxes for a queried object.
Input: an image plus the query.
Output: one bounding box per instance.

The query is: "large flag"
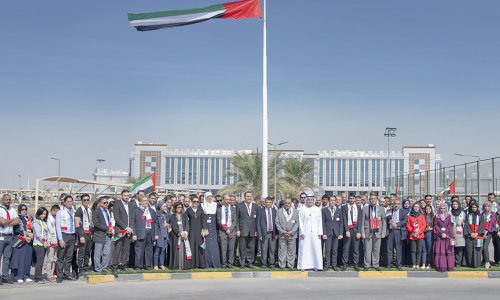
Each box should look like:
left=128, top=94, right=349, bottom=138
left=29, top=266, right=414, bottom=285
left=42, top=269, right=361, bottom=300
left=128, top=0, right=262, bottom=31
left=439, top=180, right=456, bottom=195
left=130, top=173, right=156, bottom=195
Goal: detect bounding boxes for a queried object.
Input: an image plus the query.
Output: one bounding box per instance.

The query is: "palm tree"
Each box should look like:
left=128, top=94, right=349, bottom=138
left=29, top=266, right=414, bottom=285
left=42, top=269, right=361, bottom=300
left=219, top=151, right=316, bottom=200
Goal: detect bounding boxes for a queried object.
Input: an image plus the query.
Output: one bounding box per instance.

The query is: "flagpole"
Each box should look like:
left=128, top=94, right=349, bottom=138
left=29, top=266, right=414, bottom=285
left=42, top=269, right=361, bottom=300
left=262, top=0, right=268, bottom=198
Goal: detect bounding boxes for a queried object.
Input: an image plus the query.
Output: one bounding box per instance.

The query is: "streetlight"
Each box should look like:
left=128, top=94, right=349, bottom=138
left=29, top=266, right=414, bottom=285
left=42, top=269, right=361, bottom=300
left=268, top=141, right=288, bottom=201
left=384, top=127, right=397, bottom=194
left=18, top=174, right=22, bottom=190
left=455, top=153, right=481, bottom=201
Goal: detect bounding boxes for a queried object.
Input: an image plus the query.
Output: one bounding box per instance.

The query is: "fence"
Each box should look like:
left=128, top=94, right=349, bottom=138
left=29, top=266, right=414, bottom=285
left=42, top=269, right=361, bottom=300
left=384, top=157, right=500, bottom=202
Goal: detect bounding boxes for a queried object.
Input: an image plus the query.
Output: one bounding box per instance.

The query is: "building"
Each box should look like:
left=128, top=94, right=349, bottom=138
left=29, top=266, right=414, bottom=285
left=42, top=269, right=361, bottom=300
left=129, top=142, right=442, bottom=195
left=94, top=168, right=129, bottom=193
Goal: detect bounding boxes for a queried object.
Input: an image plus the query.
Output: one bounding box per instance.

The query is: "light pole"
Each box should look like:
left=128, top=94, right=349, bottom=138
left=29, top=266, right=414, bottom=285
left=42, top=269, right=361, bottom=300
left=18, top=174, right=22, bottom=190
left=51, top=157, right=61, bottom=194
left=455, top=153, right=481, bottom=201
left=384, top=127, right=397, bottom=194
left=268, top=141, right=288, bottom=201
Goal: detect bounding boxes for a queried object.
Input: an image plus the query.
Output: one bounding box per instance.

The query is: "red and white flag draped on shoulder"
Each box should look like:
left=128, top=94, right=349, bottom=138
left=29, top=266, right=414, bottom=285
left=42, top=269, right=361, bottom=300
left=128, top=0, right=262, bottom=31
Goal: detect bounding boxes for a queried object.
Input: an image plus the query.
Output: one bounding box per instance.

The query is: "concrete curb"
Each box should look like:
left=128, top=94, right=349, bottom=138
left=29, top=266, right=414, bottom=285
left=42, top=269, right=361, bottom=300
left=86, top=271, right=500, bottom=284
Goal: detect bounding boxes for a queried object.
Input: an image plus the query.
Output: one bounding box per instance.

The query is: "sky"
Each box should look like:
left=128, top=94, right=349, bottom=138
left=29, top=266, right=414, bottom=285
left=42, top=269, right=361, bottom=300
left=1, top=0, right=499, bottom=188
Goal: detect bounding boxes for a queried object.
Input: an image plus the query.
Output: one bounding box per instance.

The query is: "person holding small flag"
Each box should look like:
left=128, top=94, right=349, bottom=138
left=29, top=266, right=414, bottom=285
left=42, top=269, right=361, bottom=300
left=0, top=194, right=20, bottom=285
left=11, top=203, right=34, bottom=283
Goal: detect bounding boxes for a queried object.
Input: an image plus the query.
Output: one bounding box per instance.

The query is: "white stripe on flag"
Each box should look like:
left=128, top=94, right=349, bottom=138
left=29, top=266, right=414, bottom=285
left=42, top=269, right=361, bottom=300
left=130, top=10, right=225, bottom=27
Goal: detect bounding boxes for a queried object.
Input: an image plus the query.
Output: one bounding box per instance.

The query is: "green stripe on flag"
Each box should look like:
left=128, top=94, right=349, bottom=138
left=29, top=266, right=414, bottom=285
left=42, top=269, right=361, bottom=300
left=128, top=4, right=225, bottom=21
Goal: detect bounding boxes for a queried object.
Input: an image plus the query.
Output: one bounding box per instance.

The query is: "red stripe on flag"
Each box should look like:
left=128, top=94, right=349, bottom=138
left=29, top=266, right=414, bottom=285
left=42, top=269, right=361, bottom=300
left=223, top=0, right=262, bottom=19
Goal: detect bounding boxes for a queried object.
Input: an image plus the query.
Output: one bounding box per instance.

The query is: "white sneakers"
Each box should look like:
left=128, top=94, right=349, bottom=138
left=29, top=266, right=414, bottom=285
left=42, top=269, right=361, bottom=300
left=25, top=278, right=33, bottom=282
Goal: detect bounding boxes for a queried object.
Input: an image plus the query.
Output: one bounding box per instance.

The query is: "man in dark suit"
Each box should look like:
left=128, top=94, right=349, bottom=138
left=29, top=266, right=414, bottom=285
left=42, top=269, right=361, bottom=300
left=92, top=196, right=113, bottom=273
left=75, top=194, right=93, bottom=275
left=257, top=197, right=278, bottom=268
left=322, top=196, right=344, bottom=271
left=341, top=195, right=363, bottom=271
left=217, top=194, right=238, bottom=268
left=386, top=198, right=407, bottom=270
left=132, top=196, right=156, bottom=271
left=236, top=191, right=259, bottom=268
left=112, top=189, right=136, bottom=275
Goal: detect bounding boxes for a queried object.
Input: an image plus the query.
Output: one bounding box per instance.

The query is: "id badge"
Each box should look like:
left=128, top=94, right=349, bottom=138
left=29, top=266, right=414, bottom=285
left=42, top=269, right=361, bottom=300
left=336, top=218, right=340, bottom=222
left=177, top=221, right=182, bottom=225
left=0, top=237, right=4, bottom=241
left=253, top=214, right=257, bottom=219
left=441, top=227, right=446, bottom=232
left=207, top=219, right=212, bottom=224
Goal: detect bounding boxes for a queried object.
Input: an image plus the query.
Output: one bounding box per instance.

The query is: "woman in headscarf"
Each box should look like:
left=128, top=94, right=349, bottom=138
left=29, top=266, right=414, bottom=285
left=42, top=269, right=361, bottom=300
left=406, top=203, right=426, bottom=269
left=201, top=192, right=221, bottom=268
left=493, top=203, right=500, bottom=267
left=433, top=203, right=454, bottom=272
left=450, top=199, right=466, bottom=267
left=401, top=198, right=411, bottom=266
left=10, top=204, right=34, bottom=283
left=463, top=201, right=484, bottom=268
left=153, top=201, right=171, bottom=270
left=481, top=201, right=495, bottom=269
left=421, top=205, right=434, bottom=269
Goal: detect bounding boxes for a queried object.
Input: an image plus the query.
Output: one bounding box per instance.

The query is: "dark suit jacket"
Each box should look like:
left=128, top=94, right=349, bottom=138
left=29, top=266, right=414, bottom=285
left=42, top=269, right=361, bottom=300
left=133, top=205, right=156, bottom=240
left=236, top=202, right=258, bottom=237
left=257, top=206, right=278, bottom=239
left=386, top=208, right=408, bottom=240
left=342, top=204, right=363, bottom=235
left=113, top=200, right=136, bottom=234
left=92, top=207, right=110, bottom=244
left=216, top=205, right=238, bottom=235
left=169, top=213, right=189, bottom=238
left=322, top=206, right=344, bottom=237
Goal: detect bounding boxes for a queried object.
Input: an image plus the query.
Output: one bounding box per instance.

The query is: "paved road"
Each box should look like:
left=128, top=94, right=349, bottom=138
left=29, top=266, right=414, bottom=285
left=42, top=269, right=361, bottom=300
left=2, top=278, right=499, bottom=299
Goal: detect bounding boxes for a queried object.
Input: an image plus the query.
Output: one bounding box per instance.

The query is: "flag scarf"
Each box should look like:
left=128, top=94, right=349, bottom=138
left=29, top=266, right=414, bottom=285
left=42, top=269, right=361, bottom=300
left=128, top=0, right=262, bottom=31
left=130, top=173, right=156, bottom=196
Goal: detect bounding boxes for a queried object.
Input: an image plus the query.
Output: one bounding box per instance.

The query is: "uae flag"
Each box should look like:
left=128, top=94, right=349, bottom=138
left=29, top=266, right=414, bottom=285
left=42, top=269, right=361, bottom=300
left=128, top=0, right=262, bottom=31
left=439, top=180, right=456, bottom=195
left=130, top=173, right=156, bottom=195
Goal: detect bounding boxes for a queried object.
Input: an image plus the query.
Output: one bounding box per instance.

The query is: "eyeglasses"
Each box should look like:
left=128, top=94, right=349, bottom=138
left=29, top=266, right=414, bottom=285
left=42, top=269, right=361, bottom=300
left=192, top=201, right=199, bottom=203
left=102, top=202, right=109, bottom=205
left=20, top=208, right=27, bottom=211
left=82, top=199, right=90, bottom=202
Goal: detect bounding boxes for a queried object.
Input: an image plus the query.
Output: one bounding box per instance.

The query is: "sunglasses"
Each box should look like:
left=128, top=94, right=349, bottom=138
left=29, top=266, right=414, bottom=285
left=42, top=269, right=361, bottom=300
left=20, top=208, right=27, bottom=211
left=102, top=202, right=109, bottom=205
left=82, top=199, right=90, bottom=202
left=193, top=201, right=199, bottom=203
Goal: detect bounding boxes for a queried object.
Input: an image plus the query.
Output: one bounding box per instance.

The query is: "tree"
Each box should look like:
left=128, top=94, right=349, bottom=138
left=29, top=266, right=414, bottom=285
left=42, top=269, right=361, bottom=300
left=219, top=150, right=316, bottom=200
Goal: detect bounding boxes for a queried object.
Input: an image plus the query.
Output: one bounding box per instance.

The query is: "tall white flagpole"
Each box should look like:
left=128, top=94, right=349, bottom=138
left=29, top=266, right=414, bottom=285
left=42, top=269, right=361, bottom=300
left=261, top=0, right=268, bottom=198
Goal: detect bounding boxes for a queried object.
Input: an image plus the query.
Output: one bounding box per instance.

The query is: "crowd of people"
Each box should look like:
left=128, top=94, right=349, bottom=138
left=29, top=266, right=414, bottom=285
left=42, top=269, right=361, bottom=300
left=0, top=190, right=499, bottom=284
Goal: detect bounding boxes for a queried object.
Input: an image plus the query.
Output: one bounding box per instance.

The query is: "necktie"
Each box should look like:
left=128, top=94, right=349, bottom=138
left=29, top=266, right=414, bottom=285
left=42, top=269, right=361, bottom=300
left=267, top=208, right=272, bottom=231
left=247, top=203, right=251, bottom=215
left=330, top=207, right=335, bottom=220
left=286, top=208, right=290, bottom=214
left=69, top=209, right=74, bottom=232
left=225, top=206, right=229, bottom=222
left=104, top=209, right=110, bottom=225
left=350, top=205, right=354, bottom=221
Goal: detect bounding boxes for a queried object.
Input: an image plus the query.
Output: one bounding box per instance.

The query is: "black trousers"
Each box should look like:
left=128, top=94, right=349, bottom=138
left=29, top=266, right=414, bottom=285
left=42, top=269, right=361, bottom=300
left=135, top=230, right=154, bottom=269
left=324, top=234, right=340, bottom=268
left=77, top=233, right=93, bottom=271
left=387, top=230, right=403, bottom=267
left=238, top=236, right=256, bottom=266
left=410, top=239, right=423, bottom=266
left=33, top=245, right=46, bottom=280
left=342, top=230, right=360, bottom=266
left=493, top=233, right=500, bottom=263
left=113, top=234, right=132, bottom=268
left=57, top=233, right=76, bottom=277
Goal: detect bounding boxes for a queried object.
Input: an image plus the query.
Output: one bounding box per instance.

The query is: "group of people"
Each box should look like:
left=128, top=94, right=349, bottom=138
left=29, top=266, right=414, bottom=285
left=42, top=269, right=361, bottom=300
left=0, top=190, right=499, bottom=285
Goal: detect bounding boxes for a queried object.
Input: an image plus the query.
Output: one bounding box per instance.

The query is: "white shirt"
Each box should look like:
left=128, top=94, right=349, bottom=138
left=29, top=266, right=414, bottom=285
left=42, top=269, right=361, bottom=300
left=0, top=205, right=18, bottom=235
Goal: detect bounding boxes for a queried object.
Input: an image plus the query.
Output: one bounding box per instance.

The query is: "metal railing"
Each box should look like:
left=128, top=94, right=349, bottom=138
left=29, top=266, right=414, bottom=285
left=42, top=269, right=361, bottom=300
left=384, top=157, right=500, bottom=202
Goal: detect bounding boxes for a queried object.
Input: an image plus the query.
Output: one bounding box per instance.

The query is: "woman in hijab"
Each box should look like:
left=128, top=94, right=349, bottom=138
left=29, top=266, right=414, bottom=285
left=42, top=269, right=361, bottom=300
left=153, top=201, right=171, bottom=270
left=406, top=203, right=426, bottom=269
left=463, top=201, right=484, bottom=268
left=433, top=203, right=454, bottom=272
left=482, top=201, right=495, bottom=269
left=450, top=199, right=466, bottom=267
left=169, top=201, right=190, bottom=270
left=201, top=192, right=221, bottom=268
left=401, top=198, right=411, bottom=266
left=10, top=204, right=34, bottom=283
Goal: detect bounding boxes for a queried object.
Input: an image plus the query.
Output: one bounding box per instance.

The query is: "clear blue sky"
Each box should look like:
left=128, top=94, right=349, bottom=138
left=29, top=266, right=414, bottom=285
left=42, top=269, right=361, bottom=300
left=1, top=0, right=499, bottom=188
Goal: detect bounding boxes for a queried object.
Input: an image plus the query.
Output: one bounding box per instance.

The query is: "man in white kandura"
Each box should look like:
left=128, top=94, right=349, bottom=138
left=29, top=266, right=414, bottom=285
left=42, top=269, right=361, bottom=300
left=297, top=194, right=323, bottom=271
